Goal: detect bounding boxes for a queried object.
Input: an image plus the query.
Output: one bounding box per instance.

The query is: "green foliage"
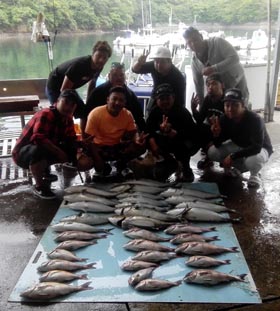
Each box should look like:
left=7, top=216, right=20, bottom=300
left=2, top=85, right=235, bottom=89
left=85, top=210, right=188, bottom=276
left=0, top=0, right=280, bottom=33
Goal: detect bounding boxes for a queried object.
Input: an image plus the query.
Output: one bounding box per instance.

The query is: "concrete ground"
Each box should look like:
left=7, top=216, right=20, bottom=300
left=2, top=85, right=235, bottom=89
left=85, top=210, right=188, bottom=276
left=1, top=111, right=280, bottom=311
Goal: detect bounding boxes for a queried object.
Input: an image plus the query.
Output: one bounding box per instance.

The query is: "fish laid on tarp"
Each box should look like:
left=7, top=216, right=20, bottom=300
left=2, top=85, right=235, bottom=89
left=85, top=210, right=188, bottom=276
left=123, top=239, right=174, bottom=252
left=128, top=267, right=156, bottom=287
left=132, top=250, right=177, bottom=263
left=161, top=187, right=225, bottom=199
left=109, top=215, right=172, bottom=231
left=121, top=179, right=176, bottom=188
left=64, top=193, right=117, bottom=206
left=64, top=185, right=118, bottom=198
left=132, top=185, right=163, bottom=195
left=63, top=201, right=116, bottom=213
left=182, top=207, right=234, bottom=222
left=121, top=260, right=159, bottom=271
left=109, top=184, right=132, bottom=193
left=37, top=260, right=96, bottom=272
left=47, top=249, right=87, bottom=262
left=123, top=228, right=170, bottom=242
left=164, top=224, right=216, bottom=235
left=183, top=269, right=246, bottom=286
left=175, top=241, right=239, bottom=255
left=119, top=196, right=169, bottom=207
left=54, top=231, right=107, bottom=242
left=39, top=270, right=88, bottom=282
left=135, top=278, right=181, bottom=291
left=165, top=195, right=211, bottom=205
left=115, top=206, right=177, bottom=222
left=186, top=255, right=231, bottom=268
left=117, top=191, right=164, bottom=201
left=115, top=202, right=170, bottom=212
left=59, top=213, right=113, bottom=225
left=51, top=222, right=112, bottom=233
left=55, top=240, right=97, bottom=251
left=20, top=281, right=92, bottom=300
left=170, top=233, right=219, bottom=244
left=176, top=201, right=234, bottom=213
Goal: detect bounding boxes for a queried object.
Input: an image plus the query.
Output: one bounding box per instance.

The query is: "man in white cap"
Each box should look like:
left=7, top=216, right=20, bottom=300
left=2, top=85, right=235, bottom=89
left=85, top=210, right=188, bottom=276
left=132, top=46, right=186, bottom=116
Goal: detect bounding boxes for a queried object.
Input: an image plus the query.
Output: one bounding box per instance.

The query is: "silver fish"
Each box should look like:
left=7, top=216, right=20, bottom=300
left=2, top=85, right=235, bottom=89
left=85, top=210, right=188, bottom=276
left=183, top=269, right=246, bottom=286
left=166, top=195, right=211, bottom=205
left=54, top=231, right=107, bottom=242
left=186, top=255, right=231, bottom=268
left=64, top=193, right=117, bottom=206
left=121, top=260, right=158, bottom=271
left=164, top=224, right=216, bottom=235
left=123, top=228, right=170, bottom=242
left=59, top=213, right=113, bottom=225
left=161, top=188, right=224, bottom=199
left=55, top=240, right=97, bottom=251
left=135, top=278, right=181, bottom=291
left=51, top=221, right=112, bottom=233
left=64, top=185, right=118, bottom=198
left=37, top=259, right=96, bottom=272
left=170, top=233, right=219, bottom=244
left=175, top=242, right=239, bottom=255
left=133, top=185, right=163, bottom=194
left=119, top=196, right=169, bottom=207
left=121, top=179, right=175, bottom=188
left=20, top=281, right=92, bottom=300
left=132, top=250, right=177, bottom=262
left=117, top=191, right=164, bottom=201
left=128, top=267, right=156, bottom=287
left=176, top=201, right=233, bottom=213
left=109, top=184, right=132, bottom=193
left=183, top=207, right=233, bottom=222
left=62, top=201, right=116, bottom=213
left=47, top=249, right=87, bottom=262
left=115, top=202, right=170, bottom=212
left=39, top=270, right=88, bottom=282
left=123, top=239, right=174, bottom=252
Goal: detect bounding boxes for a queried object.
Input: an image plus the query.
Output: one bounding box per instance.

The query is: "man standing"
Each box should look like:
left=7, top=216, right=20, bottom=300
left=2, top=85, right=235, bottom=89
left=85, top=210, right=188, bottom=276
left=132, top=46, right=186, bottom=115
left=183, top=27, right=249, bottom=105
left=208, top=88, right=273, bottom=188
left=12, top=90, right=93, bottom=199
left=146, top=83, right=199, bottom=182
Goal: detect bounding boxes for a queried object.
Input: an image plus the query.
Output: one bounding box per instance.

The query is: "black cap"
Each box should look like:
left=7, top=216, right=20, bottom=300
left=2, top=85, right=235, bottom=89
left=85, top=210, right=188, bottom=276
left=223, top=88, right=244, bottom=103
left=206, top=73, right=223, bottom=84
left=153, top=83, right=175, bottom=98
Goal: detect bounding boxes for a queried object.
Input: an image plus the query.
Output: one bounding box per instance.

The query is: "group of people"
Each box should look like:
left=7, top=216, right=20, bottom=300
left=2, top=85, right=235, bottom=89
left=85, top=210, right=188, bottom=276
left=12, top=27, right=273, bottom=199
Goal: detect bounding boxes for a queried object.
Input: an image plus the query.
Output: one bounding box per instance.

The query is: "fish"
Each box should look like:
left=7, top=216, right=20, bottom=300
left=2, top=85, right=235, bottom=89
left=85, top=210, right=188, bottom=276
left=164, top=224, right=216, bottom=235
left=20, top=281, right=92, bottom=300
left=135, top=278, right=181, bottom=291
left=161, top=188, right=225, bottom=199
left=186, top=255, right=231, bottom=268
left=54, top=231, right=107, bottom=242
left=55, top=240, right=97, bottom=251
left=114, top=206, right=177, bottom=222
left=128, top=267, right=156, bottom=287
left=115, top=202, right=170, bottom=212
left=132, top=250, right=177, bottom=262
left=183, top=269, right=246, bottom=286
left=121, top=179, right=175, bottom=188
left=123, top=239, right=174, bottom=252
left=123, top=228, right=170, bottom=242
left=63, top=193, right=117, bottom=206
left=182, top=207, right=234, bottom=222
left=121, top=260, right=159, bottom=271
left=64, top=185, right=119, bottom=198
left=117, top=191, right=164, bottom=201
left=109, top=184, right=132, bottom=193
left=170, top=233, right=219, bottom=244
left=47, top=249, right=87, bottom=262
left=175, top=201, right=234, bottom=213
left=37, top=259, right=96, bottom=272
left=51, top=222, right=113, bottom=233
left=39, top=270, right=88, bottom=282
left=175, top=242, right=239, bottom=255
left=59, top=213, right=113, bottom=225
left=165, top=195, right=211, bottom=205
left=62, top=201, right=116, bottom=213
left=119, top=196, right=169, bottom=207
left=132, top=185, right=163, bottom=194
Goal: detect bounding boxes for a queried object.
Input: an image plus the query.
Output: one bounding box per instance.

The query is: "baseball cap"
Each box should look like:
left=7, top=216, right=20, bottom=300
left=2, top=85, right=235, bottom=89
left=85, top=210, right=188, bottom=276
left=206, top=73, right=223, bottom=84
left=223, top=88, right=244, bottom=103
left=153, top=83, right=175, bottom=98
left=150, top=46, right=171, bottom=59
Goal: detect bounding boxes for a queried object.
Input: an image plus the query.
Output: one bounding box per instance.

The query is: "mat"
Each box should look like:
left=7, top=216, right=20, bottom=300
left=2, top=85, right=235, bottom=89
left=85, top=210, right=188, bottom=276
left=9, top=182, right=261, bottom=304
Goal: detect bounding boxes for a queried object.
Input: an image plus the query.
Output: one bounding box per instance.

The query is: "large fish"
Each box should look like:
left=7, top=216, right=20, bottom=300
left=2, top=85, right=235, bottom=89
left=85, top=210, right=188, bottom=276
left=165, top=195, right=211, bottom=205
left=59, top=213, right=113, bottom=225
left=121, top=260, right=159, bottom=271
left=161, top=188, right=225, bottom=199
left=54, top=231, right=107, bottom=242
left=175, top=242, right=239, bottom=255
left=47, top=249, right=87, bottom=262
left=175, top=201, right=234, bottom=213
left=123, top=228, right=170, bottom=242
left=164, top=224, right=216, bottom=235
left=186, top=255, right=231, bottom=268
left=135, top=278, right=181, bottom=291
left=37, top=259, right=96, bottom=272
left=115, top=202, right=170, bottom=212
left=63, top=193, right=117, bottom=206
left=128, top=267, right=156, bottom=287
left=132, top=185, right=163, bottom=195
left=64, top=185, right=118, bottom=198
left=55, top=240, right=97, bottom=251
left=39, top=270, right=88, bottom=282
left=119, top=196, right=169, bottom=207
left=62, top=201, right=116, bottom=213
left=20, top=281, right=92, bottom=300
left=117, top=191, right=164, bottom=201
left=183, top=269, right=246, bottom=286
left=182, top=207, right=234, bottom=222
left=132, top=250, right=177, bottom=263
left=109, top=184, right=132, bottom=193
left=121, top=179, right=175, bottom=188
left=51, top=221, right=112, bottom=233
left=123, top=239, right=174, bottom=252
left=170, top=233, right=219, bottom=244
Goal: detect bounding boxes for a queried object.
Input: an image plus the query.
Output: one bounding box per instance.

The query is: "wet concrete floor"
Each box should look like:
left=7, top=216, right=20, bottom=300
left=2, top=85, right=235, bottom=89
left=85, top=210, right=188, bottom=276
left=1, top=111, right=280, bottom=311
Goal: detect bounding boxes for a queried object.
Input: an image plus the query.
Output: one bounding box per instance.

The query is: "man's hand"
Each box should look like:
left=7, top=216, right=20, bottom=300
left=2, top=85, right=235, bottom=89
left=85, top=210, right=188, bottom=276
left=135, top=131, right=148, bottom=146
left=191, top=92, right=200, bottom=112
left=222, top=154, right=232, bottom=168
left=210, top=116, right=221, bottom=137
left=160, top=115, right=172, bottom=134
left=202, top=66, right=215, bottom=76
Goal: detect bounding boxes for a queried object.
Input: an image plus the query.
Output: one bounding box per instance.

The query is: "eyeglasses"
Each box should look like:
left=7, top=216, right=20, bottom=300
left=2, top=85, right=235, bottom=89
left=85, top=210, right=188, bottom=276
left=111, top=62, right=125, bottom=69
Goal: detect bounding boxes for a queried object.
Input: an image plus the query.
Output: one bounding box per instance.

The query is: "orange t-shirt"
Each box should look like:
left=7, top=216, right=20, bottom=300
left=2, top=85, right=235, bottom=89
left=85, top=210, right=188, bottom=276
left=85, top=105, right=137, bottom=145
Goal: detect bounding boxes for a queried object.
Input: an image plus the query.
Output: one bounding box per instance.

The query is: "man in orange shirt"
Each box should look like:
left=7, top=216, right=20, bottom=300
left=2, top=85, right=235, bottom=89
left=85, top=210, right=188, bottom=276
left=85, top=86, right=147, bottom=178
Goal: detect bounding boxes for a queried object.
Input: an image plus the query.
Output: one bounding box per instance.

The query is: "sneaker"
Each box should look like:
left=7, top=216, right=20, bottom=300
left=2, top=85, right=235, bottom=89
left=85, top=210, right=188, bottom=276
left=42, top=173, right=58, bottom=182
left=224, top=167, right=241, bottom=178
left=248, top=173, right=261, bottom=188
left=197, top=157, right=214, bottom=170
left=32, top=186, right=56, bottom=199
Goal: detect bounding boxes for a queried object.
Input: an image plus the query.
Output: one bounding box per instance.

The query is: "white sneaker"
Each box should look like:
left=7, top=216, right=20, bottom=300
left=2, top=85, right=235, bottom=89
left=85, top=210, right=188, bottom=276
left=224, top=167, right=241, bottom=178
left=248, top=173, right=261, bottom=188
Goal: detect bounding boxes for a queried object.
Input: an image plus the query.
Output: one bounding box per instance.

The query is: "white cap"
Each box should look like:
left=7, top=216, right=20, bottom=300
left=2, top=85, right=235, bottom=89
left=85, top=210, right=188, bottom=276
left=151, top=46, right=171, bottom=59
